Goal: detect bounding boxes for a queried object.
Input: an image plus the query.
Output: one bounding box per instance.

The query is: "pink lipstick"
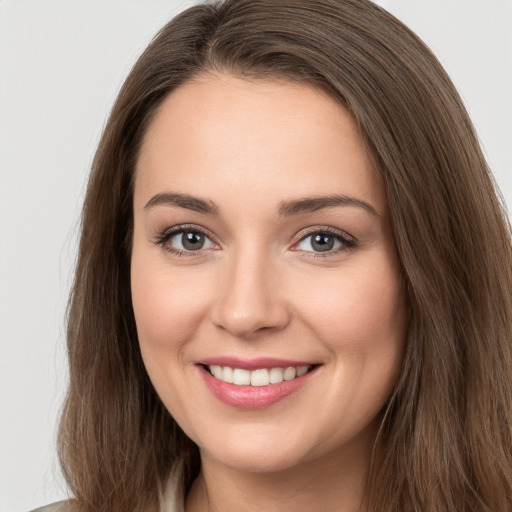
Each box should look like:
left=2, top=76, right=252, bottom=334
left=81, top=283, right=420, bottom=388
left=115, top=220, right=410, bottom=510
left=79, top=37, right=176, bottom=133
left=197, top=357, right=320, bottom=409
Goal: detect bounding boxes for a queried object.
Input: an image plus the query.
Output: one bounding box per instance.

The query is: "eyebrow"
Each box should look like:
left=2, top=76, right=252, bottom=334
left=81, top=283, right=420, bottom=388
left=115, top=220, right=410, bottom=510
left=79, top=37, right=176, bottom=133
left=277, top=195, right=379, bottom=217
left=144, top=192, right=220, bottom=215
left=144, top=192, right=378, bottom=217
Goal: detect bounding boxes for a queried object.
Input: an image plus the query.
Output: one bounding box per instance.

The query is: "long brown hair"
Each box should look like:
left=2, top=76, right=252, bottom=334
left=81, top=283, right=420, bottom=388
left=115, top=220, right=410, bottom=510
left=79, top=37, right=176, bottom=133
left=58, top=1, right=512, bottom=510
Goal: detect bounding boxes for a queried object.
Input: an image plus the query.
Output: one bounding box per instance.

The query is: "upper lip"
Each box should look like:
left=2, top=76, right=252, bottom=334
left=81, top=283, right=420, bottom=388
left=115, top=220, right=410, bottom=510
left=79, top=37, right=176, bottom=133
left=197, top=356, right=321, bottom=370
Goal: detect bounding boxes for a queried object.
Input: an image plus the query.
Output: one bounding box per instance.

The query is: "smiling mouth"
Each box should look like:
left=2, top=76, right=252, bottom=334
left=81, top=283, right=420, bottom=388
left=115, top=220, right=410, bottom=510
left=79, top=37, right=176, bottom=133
left=204, top=364, right=317, bottom=386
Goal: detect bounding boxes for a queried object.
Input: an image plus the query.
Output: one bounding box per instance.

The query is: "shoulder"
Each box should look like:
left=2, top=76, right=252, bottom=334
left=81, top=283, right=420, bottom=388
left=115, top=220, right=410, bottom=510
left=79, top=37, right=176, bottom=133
left=30, top=501, right=72, bottom=512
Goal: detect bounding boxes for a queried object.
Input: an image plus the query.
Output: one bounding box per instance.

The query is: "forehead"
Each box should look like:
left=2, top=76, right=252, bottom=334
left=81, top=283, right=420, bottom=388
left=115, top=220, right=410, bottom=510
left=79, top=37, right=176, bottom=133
left=135, top=74, right=386, bottom=216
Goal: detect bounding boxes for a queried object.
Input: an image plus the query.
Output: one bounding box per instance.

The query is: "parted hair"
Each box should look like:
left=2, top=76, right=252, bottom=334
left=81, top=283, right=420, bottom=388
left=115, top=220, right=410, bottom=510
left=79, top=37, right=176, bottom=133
left=58, top=1, right=512, bottom=510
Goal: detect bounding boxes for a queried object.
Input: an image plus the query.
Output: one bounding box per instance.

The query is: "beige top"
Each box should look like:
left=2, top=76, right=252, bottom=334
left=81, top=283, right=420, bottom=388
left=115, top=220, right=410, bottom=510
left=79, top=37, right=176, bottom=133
left=31, top=504, right=68, bottom=512
left=30, top=476, right=185, bottom=512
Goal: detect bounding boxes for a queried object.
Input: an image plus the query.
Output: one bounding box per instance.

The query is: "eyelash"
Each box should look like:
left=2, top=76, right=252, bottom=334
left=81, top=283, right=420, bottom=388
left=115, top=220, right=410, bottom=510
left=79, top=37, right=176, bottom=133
left=153, top=224, right=216, bottom=258
left=152, top=224, right=356, bottom=258
left=293, top=226, right=356, bottom=258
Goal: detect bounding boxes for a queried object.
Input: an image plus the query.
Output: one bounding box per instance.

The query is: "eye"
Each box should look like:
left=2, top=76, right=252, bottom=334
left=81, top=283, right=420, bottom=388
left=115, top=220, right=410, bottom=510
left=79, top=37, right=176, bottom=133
left=294, top=228, right=355, bottom=254
left=154, top=225, right=218, bottom=255
left=170, top=230, right=215, bottom=251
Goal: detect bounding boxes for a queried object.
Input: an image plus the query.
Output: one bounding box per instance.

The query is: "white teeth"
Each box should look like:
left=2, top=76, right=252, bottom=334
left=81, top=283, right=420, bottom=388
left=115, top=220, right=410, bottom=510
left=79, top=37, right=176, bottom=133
left=210, top=365, right=223, bottom=379
left=222, top=366, right=234, bottom=383
left=208, top=364, right=312, bottom=386
left=283, top=367, right=296, bottom=380
left=250, top=368, right=270, bottom=386
left=297, top=365, right=308, bottom=377
left=233, top=368, right=251, bottom=385
left=269, top=367, right=284, bottom=384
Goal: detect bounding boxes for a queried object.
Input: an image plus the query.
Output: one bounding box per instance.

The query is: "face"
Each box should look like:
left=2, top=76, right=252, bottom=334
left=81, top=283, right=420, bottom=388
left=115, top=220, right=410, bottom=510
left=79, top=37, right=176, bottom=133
left=131, top=74, right=407, bottom=474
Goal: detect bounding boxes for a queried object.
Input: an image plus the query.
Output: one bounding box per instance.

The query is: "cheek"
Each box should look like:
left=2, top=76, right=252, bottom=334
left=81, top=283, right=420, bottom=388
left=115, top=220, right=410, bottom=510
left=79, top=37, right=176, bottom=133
left=130, top=251, right=215, bottom=431
left=296, top=253, right=407, bottom=402
left=301, top=266, right=406, bottom=348
left=294, top=261, right=407, bottom=440
left=130, top=249, right=211, bottom=359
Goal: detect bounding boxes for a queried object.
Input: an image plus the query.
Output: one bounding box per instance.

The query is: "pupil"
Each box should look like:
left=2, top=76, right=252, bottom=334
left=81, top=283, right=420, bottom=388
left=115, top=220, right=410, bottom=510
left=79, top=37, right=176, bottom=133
left=182, top=232, right=204, bottom=250
left=312, top=233, right=334, bottom=252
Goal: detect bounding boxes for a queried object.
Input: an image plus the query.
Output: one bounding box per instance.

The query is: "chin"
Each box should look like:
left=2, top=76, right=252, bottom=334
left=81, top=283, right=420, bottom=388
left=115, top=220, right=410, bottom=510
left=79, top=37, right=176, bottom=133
left=207, top=443, right=309, bottom=474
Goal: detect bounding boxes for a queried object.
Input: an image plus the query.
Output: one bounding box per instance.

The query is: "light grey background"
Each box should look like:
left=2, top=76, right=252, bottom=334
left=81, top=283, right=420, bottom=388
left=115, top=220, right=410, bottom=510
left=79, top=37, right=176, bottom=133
left=0, top=1, right=510, bottom=510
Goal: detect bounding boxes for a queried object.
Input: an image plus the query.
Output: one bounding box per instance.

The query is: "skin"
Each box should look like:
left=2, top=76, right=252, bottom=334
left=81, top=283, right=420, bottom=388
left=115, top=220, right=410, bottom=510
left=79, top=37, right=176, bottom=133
left=131, top=74, right=408, bottom=512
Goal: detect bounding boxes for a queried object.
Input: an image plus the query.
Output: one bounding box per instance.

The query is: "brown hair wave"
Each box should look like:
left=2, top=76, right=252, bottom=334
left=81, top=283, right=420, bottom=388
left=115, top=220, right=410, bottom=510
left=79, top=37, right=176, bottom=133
left=58, top=1, right=512, bottom=510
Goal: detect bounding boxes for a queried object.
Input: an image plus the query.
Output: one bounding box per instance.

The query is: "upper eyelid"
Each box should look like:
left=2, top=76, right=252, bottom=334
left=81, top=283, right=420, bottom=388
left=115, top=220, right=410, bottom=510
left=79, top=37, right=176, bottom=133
left=156, top=223, right=354, bottom=238
left=159, top=224, right=216, bottom=241
left=294, top=225, right=356, bottom=242
left=153, top=225, right=218, bottom=257
left=151, top=224, right=216, bottom=252
left=153, top=224, right=356, bottom=250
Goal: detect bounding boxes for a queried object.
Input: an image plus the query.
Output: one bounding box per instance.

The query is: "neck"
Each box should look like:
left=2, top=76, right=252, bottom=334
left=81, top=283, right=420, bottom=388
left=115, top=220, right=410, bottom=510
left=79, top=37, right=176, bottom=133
left=185, top=438, right=374, bottom=512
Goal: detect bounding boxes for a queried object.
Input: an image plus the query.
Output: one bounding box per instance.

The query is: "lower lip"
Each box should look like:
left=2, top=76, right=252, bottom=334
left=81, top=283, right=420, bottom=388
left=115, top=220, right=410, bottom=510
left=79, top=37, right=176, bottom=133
left=199, top=366, right=317, bottom=409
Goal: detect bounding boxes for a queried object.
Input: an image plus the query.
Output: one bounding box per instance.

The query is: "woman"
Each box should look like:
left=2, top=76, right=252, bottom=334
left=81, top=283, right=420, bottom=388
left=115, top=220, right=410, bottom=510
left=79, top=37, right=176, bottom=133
left=35, top=0, right=512, bottom=511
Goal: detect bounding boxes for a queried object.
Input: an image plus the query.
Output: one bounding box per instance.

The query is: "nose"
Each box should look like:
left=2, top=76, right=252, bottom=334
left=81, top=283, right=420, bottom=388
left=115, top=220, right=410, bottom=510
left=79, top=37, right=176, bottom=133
left=210, top=249, right=291, bottom=339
